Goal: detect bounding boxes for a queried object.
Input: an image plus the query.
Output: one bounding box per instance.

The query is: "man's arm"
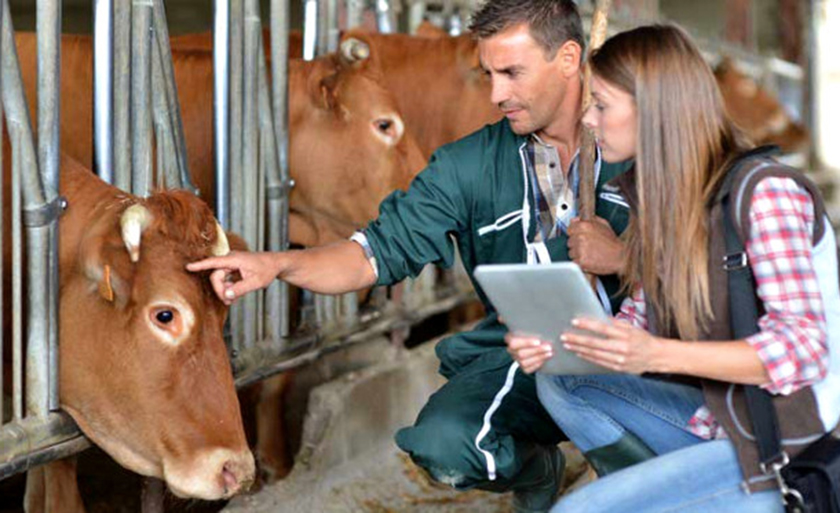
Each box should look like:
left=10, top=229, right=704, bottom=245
left=187, top=240, right=376, bottom=304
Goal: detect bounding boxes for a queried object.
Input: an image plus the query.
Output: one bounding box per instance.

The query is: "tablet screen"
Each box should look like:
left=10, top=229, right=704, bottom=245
left=474, top=262, right=617, bottom=375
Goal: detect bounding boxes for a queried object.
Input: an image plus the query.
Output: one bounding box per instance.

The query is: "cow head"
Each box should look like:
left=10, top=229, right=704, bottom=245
left=714, top=57, right=810, bottom=154
left=287, top=49, right=427, bottom=247
left=59, top=186, right=254, bottom=500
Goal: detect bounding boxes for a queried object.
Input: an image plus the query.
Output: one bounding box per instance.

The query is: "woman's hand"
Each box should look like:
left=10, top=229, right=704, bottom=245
left=562, top=317, right=667, bottom=374
left=505, top=333, right=554, bottom=374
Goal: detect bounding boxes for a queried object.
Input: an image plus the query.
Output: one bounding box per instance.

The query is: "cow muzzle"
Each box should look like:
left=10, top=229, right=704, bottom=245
left=163, top=447, right=255, bottom=500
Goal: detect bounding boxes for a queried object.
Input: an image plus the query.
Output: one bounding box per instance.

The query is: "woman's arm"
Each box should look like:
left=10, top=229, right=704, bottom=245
left=565, top=176, right=828, bottom=391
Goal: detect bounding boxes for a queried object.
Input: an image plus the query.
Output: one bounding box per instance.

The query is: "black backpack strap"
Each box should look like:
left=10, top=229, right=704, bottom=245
left=718, top=150, right=790, bottom=473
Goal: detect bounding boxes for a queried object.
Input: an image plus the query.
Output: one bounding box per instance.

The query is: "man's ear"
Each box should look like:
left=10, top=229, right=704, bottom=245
left=556, top=40, right=583, bottom=77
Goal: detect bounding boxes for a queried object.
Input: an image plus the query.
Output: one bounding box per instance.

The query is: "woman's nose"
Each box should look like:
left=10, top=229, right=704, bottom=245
left=582, top=105, right=598, bottom=130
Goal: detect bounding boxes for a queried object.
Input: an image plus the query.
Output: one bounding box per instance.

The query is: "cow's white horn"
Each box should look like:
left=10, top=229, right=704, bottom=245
left=211, top=221, right=231, bottom=256
left=340, top=38, right=370, bottom=63
left=120, top=204, right=152, bottom=263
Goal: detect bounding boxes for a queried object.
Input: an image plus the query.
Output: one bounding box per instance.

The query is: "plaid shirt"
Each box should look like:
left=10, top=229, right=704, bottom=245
left=525, top=135, right=581, bottom=241
left=617, top=176, right=829, bottom=440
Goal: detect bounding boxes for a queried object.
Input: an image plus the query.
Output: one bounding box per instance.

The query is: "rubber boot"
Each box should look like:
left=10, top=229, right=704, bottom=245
left=510, top=445, right=566, bottom=513
left=584, top=433, right=656, bottom=477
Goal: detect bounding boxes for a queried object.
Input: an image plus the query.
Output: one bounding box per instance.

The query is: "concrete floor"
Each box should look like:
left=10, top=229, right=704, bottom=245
left=222, top=337, right=595, bottom=513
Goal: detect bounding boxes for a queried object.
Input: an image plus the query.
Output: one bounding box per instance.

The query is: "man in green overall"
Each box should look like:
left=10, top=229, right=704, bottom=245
left=189, top=1, right=634, bottom=511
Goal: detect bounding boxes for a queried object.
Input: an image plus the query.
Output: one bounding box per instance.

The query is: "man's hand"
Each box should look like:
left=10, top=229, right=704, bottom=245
left=505, top=333, right=554, bottom=374
left=187, top=251, right=282, bottom=305
left=567, top=216, right=625, bottom=275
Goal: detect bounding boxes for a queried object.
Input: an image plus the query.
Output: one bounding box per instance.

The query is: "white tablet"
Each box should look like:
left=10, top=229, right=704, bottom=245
left=473, top=262, right=616, bottom=375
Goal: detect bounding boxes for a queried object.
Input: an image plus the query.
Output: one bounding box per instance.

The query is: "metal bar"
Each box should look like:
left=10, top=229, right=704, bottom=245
left=241, top=0, right=260, bottom=349
left=214, top=0, right=231, bottom=227
left=229, top=0, right=245, bottom=352
left=151, top=0, right=197, bottom=194
left=233, top=288, right=476, bottom=388
left=11, top=130, right=22, bottom=422
left=131, top=0, right=153, bottom=197
left=375, top=0, right=397, bottom=33
left=113, top=0, right=132, bottom=191
left=266, top=0, right=289, bottom=340
left=345, top=0, right=365, bottom=30
left=408, top=0, right=425, bottom=34
left=0, top=412, right=87, bottom=480
left=150, top=34, right=181, bottom=189
left=93, top=0, right=114, bottom=183
left=37, top=0, right=62, bottom=413
left=302, top=0, right=318, bottom=61
left=0, top=0, right=4, bottom=426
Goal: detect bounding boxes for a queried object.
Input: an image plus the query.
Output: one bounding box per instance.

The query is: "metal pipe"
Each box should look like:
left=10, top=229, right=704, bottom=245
left=345, top=0, right=365, bottom=30
left=2, top=1, right=52, bottom=421
left=0, top=0, right=5, bottom=426
left=213, top=0, right=230, bottom=226
left=11, top=131, right=22, bottom=422
left=37, top=0, right=62, bottom=413
left=0, top=412, right=87, bottom=479
left=229, top=0, right=245, bottom=351
left=113, top=0, right=132, bottom=191
left=302, top=0, right=318, bottom=61
left=93, top=0, right=114, bottom=184
left=375, top=0, right=397, bottom=33
left=131, top=0, right=153, bottom=197
left=268, top=0, right=290, bottom=340
left=150, top=34, right=181, bottom=189
left=151, top=0, right=197, bottom=195
left=408, top=0, right=425, bottom=34
left=241, top=0, right=260, bottom=348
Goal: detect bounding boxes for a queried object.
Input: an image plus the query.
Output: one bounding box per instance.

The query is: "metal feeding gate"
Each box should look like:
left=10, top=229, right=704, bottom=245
left=0, top=0, right=477, bottom=489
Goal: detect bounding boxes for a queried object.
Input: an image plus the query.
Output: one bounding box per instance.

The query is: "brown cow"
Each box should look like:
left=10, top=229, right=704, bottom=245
left=6, top=153, right=254, bottom=512
left=173, top=28, right=499, bottom=160
left=714, top=57, right=809, bottom=153
left=340, top=31, right=812, bottom=158
left=338, top=29, right=500, bottom=159
left=15, top=33, right=426, bottom=248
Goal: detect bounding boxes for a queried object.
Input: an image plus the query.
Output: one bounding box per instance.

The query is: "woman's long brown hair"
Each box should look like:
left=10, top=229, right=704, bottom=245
left=591, top=25, right=750, bottom=339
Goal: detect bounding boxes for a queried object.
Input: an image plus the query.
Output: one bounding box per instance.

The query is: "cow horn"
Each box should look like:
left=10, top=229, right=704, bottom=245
left=211, top=221, right=231, bottom=256
left=120, top=204, right=152, bottom=263
left=340, top=38, right=370, bottom=63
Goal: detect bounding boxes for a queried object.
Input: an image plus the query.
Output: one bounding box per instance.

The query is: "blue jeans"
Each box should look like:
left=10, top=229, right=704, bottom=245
left=535, top=373, right=705, bottom=454
left=551, top=440, right=783, bottom=513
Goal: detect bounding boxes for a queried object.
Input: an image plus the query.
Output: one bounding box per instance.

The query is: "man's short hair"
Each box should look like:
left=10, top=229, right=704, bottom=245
left=469, top=0, right=585, bottom=59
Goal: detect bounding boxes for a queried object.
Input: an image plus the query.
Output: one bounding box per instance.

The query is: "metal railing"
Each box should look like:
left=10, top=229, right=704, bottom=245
left=0, top=0, right=482, bottom=484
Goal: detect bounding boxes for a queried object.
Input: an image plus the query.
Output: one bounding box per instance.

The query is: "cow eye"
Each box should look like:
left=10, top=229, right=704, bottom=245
left=375, top=119, right=393, bottom=133
left=156, top=310, right=174, bottom=324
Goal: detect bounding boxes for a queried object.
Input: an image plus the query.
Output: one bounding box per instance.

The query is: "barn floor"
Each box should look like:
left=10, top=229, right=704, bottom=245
left=225, top=440, right=595, bottom=513
left=222, top=335, right=595, bottom=513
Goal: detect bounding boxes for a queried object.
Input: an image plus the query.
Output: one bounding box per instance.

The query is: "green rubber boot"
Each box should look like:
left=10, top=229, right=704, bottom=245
left=510, top=445, right=566, bottom=513
left=584, top=433, right=656, bottom=476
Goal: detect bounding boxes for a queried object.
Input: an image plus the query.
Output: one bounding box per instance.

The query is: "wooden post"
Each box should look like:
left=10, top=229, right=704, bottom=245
left=578, top=0, right=612, bottom=222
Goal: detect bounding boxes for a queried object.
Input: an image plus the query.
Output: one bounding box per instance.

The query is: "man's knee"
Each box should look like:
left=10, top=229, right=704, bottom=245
left=395, top=409, right=487, bottom=489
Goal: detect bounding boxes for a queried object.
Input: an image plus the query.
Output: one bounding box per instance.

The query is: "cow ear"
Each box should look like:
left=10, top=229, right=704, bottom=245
left=80, top=232, right=134, bottom=309
left=318, top=74, right=340, bottom=111
left=225, top=231, right=249, bottom=252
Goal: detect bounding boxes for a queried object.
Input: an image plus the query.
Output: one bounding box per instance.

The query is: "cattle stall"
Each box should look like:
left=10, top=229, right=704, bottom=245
left=0, top=0, right=829, bottom=512
left=0, top=0, right=480, bottom=501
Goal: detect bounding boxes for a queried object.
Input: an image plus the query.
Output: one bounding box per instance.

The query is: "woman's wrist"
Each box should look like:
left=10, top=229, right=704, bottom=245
left=650, top=336, right=679, bottom=374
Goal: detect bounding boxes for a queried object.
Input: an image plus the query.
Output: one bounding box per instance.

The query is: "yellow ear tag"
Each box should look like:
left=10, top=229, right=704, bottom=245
left=99, top=264, right=115, bottom=303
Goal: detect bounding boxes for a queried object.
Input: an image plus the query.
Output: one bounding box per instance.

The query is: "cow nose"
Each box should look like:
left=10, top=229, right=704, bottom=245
left=220, top=452, right=256, bottom=497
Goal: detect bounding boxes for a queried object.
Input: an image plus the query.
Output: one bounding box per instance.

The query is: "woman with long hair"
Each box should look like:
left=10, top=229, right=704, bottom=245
left=507, top=24, right=839, bottom=511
